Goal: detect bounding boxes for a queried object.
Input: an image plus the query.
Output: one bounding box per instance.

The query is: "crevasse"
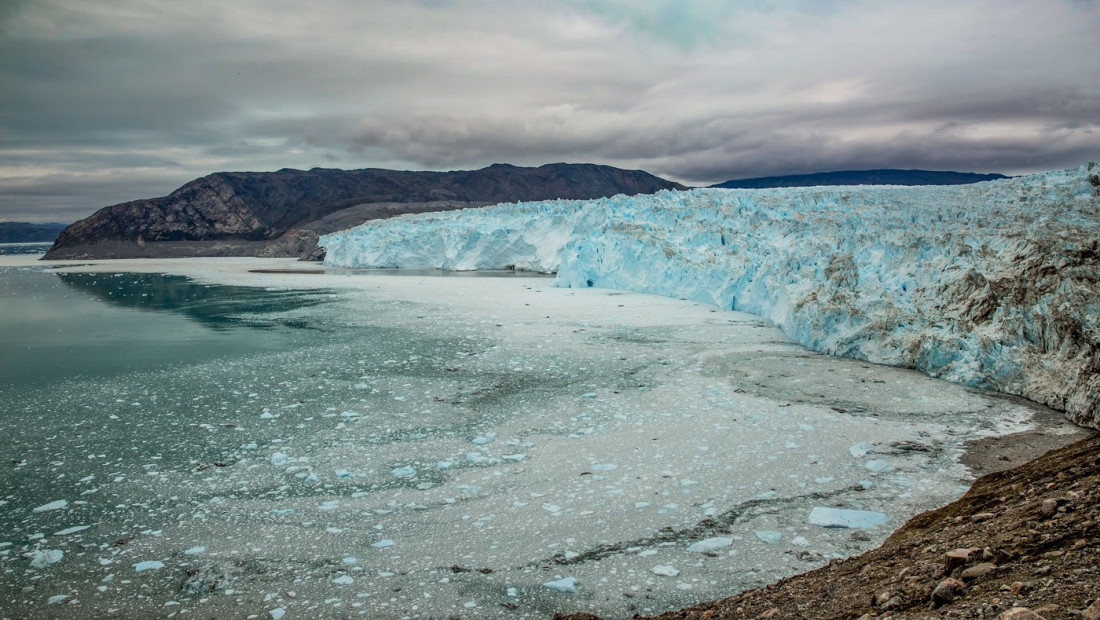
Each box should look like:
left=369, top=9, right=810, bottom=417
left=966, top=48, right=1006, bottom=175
left=321, top=164, right=1100, bottom=430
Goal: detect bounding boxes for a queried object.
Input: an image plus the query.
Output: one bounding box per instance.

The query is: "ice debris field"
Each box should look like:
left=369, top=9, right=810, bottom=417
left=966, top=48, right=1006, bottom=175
left=1, top=164, right=1096, bottom=619
left=324, top=163, right=1100, bottom=431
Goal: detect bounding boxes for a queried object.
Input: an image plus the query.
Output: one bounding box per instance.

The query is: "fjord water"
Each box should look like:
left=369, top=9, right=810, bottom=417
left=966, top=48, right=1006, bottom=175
left=0, top=267, right=333, bottom=384
left=0, top=258, right=1064, bottom=619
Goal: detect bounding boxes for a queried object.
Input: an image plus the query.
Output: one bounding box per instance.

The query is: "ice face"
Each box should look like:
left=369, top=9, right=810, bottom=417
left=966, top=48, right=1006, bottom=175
left=322, top=164, right=1100, bottom=429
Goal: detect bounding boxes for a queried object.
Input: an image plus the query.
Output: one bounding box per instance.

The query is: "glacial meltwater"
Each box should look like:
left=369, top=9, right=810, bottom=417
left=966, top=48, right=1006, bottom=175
left=0, top=256, right=1077, bottom=619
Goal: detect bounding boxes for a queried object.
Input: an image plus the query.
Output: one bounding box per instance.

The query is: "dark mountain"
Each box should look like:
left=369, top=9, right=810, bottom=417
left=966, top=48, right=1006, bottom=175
left=44, top=163, right=685, bottom=260
left=0, top=222, right=68, bottom=243
left=711, top=169, right=1008, bottom=189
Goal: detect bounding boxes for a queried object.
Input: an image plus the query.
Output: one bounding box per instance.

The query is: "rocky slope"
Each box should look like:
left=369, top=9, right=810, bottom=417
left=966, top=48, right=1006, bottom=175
left=712, top=169, right=1008, bottom=189
left=43, top=163, right=684, bottom=260
left=321, top=164, right=1100, bottom=431
left=558, top=432, right=1099, bottom=620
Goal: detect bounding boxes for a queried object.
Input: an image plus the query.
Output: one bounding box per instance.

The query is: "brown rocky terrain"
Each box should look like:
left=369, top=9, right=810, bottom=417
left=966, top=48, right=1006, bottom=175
left=43, top=163, right=685, bottom=260
left=558, top=432, right=1099, bottom=620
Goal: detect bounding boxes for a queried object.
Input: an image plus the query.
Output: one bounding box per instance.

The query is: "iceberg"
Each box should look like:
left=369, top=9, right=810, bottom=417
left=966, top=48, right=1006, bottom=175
left=808, top=506, right=889, bottom=529
left=322, top=164, right=1100, bottom=429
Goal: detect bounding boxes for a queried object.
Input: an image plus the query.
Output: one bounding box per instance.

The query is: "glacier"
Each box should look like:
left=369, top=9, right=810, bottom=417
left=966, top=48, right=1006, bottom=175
left=321, top=164, right=1100, bottom=430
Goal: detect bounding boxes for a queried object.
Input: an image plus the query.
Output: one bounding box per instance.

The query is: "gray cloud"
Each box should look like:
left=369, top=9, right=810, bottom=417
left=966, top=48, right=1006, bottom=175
left=1, top=0, right=1098, bottom=222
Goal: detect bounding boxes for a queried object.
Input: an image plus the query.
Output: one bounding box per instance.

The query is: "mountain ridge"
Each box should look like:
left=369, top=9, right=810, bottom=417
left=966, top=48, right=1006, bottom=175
left=0, top=221, right=68, bottom=244
left=712, top=168, right=1008, bottom=189
left=43, top=163, right=685, bottom=260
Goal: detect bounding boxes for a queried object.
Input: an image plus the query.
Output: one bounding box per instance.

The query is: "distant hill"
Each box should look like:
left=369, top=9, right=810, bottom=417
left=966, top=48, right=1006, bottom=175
left=44, top=163, right=685, bottom=260
left=711, top=169, right=1008, bottom=189
left=0, top=222, right=68, bottom=243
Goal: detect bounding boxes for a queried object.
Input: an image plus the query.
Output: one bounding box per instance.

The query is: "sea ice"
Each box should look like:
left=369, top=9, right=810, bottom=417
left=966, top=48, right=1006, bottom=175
left=53, top=526, right=90, bottom=536
left=755, top=531, right=783, bottom=543
left=542, top=577, right=577, bottom=593
left=28, top=549, right=63, bottom=568
left=687, top=537, right=733, bottom=552
left=808, top=506, right=889, bottom=529
left=47, top=595, right=69, bottom=604
left=133, top=561, right=165, bottom=572
left=651, top=565, right=680, bottom=577
left=32, top=500, right=68, bottom=513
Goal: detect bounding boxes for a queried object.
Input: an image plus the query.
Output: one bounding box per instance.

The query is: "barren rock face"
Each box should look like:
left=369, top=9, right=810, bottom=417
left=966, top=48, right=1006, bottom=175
left=44, top=163, right=684, bottom=259
left=322, top=164, right=1100, bottom=429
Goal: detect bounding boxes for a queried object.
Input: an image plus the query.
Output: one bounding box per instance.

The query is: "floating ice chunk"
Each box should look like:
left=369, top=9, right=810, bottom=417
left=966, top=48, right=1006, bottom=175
left=790, top=536, right=811, bottom=546
left=471, top=435, right=493, bottom=445
left=319, top=500, right=340, bottom=510
left=808, top=506, right=888, bottom=529
left=342, top=557, right=357, bottom=565
left=592, top=463, right=617, bottom=471
left=542, top=577, right=577, bottom=593
left=333, top=575, right=354, bottom=585
left=335, top=469, right=351, bottom=478
left=464, top=601, right=477, bottom=608
left=326, top=527, right=343, bottom=534
left=502, top=454, right=526, bottom=462
left=133, top=560, right=165, bottom=572
left=864, top=460, right=893, bottom=473
left=466, top=453, right=491, bottom=465
left=340, top=410, right=360, bottom=420
left=32, top=500, right=68, bottom=513
left=755, top=531, right=783, bottom=543
left=54, top=525, right=90, bottom=536
left=391, top=466, right=416, bottom=477
left=542, top=503, right=562, bottom=513
left=581, top=392, right=597, bottom=399
left=687, top=537, right=733, bottom=553
left=260, top=411, right=276, bottom=419
left=269, top=608, right=286, bottom=620
left=184, top=546, right=205, bottom=555
left=507, top=587, right=518, bottom=597
left=372, top=539, right=395, bottom=548
left=634, top=501, right=650, bottom=509
left=270, top=453, right=289, bottom=466
left=651, top=565, right=680, bottom=577
left=849, top=443, right=872, bottom=458
left=29, top=549, right=63, bottom=568
left=436, top=460, right=454, bottom=470
left=48, top=595, right=69, bottom=604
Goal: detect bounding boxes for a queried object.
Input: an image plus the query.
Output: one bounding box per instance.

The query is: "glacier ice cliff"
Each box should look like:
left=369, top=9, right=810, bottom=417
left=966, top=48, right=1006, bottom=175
left=322, top=164, right=1100, bottom=430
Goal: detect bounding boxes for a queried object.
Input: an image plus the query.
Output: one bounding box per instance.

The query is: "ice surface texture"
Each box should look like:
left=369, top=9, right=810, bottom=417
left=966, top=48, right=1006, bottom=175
left=322, top=164, right=1100, bottom=429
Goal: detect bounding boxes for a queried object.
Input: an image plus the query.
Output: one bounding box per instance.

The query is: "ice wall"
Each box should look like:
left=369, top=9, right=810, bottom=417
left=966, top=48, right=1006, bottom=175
left=321, top=164, right=1100, bottom=430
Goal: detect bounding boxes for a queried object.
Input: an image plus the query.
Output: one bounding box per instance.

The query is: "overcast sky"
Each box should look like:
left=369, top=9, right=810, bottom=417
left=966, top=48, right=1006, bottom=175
left=1, top=0, right=1098, bottom=222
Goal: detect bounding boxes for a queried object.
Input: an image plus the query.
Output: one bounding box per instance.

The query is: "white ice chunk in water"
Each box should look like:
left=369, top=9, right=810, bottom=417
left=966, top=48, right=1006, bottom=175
left=651, top=565, right=680, bottom=577
left=372, top=539, right=395, bottom=548
left=53, top=525, right=90, bottom=536
left=790, top=536, right=811, bottom=547
left=269, top=608, right=286, bottom=620
left=849, top=443, right=872, bottom=458
left=864, top=459, right=893, bottom=473
left=808, top=506, right=889, bottom=529
left=391, top=466, right=416, bottom=477
left=29, top=549, right=63, bottom=568
left=33, top=500, right=68, bottom=513
left=755, top=531, right=783, bottom=543
left=687, top=537, right=733, bottom=552
left=542, top=577, right=577, bottom=593
left=333, top=575, right=354, bottom=585
left=319, top=500, right=340, bottom=510
left=48, top=595, right=69, bottom=604
left=592, top=463, right=617, bottom=471
left=184, top=546, right=205, bottom=555
left=133, top=560, right=165, bottom=572
left=270, top=453, right=289, bottom=466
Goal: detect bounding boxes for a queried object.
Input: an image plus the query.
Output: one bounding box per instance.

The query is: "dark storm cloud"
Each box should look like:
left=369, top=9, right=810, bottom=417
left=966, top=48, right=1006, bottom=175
left=1, top=0, right=1097, bottom=221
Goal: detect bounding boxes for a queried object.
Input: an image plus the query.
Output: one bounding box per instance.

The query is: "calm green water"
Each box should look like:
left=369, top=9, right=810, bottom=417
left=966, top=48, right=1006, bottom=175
left=0, top=267, right=338, bottom=384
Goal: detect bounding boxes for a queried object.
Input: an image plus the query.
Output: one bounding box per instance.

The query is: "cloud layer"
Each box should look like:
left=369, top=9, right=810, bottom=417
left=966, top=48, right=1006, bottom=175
left=2, top=0, right=1098, bottom=221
